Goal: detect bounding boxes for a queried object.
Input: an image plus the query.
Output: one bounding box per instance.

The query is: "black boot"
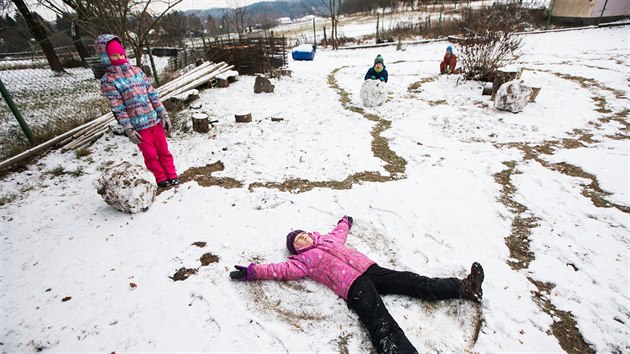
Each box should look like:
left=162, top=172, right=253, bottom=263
left=157, top=180, right=171, bottom=188
left=460, top=262, right=484, bottom=302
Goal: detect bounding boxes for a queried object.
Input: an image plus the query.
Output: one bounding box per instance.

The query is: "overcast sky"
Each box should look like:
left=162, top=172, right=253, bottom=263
left=174, top=0, right=271, bottom=11
left=14, top=0, right=273, bottom=20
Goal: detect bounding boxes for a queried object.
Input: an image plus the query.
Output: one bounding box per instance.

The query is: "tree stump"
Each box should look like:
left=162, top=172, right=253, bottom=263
left=481, top=82, right=493, bottom=96
left=491, top=67, right=522, bottom=100
left=217, top=79, right=229, bottom=88
left=192, top=113, right=209, bottom=133
left=235, top=113, right=252, bottom=123
left=529, top=87, right=541, bottom=102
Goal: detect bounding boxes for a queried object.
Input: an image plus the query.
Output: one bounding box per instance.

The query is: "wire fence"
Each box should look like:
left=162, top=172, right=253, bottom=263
left=0, top=63, right=110, bottom=162
left=0, top=46, right=175, bottom=163
left=0, top=37, right=289, bottom=164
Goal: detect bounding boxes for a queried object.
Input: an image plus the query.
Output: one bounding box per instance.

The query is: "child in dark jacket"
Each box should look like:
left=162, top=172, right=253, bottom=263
left=364, top=54, right=389, bottom=82
left=96, top=34, right=178, bottom=188
left=230, top=216, right=484, bottom=354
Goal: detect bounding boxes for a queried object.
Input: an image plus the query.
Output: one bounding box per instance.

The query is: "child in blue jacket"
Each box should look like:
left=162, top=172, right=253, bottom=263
left=364, top=54, right=388, bottom=82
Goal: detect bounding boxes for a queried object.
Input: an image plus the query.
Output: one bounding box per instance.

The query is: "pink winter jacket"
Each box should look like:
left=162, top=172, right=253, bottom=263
left=248, top=218, right=376, bottom=300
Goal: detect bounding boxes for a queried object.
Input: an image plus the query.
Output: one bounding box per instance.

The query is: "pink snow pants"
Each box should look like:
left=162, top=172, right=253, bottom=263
left=137, top=124, right=177, bottom=183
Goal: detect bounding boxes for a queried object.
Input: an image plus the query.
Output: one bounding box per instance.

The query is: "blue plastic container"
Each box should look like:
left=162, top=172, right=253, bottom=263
left=292, top=44, right=316, bottom=61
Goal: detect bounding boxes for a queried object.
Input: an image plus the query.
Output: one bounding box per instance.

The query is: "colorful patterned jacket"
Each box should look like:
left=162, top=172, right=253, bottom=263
left=247, top=217, right=376, bottom=300
left=95, top=34, right=167, bottom=132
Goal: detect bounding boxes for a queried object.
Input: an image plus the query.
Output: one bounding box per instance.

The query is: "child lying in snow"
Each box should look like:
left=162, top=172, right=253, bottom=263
left=230, top=216, right=484, bottom=354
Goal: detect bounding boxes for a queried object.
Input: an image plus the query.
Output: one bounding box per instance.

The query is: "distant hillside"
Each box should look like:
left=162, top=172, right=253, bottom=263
left=183, top=1, right=314, bottom=22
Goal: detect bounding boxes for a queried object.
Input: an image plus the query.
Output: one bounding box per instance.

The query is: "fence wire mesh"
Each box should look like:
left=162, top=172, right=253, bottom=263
left=0, top=47, right=176, bottom=163
left=1, top=38, right=287, bottom=164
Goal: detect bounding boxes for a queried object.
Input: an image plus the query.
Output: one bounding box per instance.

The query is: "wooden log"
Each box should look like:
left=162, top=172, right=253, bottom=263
left=529, top=87, right=541, bottom=102
left=217, top=78, right=229, bottom=87
left=481, top=82, right=493, bottom=96
left=192, top=113, right=210, bottom=133
left=235, top=113, right=252, bottom=123
left=491, top=67, right=522, bottom=100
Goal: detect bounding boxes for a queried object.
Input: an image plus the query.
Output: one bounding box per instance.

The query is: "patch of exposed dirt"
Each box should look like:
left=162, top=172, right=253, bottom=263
left=494, top=160, right=595, bottom=353
left=179, top=161, right=243, bottom=188
left=545, top=162, right=630, bottom=213
left=494, top=161, right=538, bottom=270
left=170, top=267, right=197, bottom=281
left=176, top=68, right=406, bottom=194
left=497, top=141, right=629, bottom=215
left=427, top=99, right=447, bottom=106
left=335, top=333, right=359, bottom=354
left=249, top=281, right=328, bottom=331
left=407, top=76, right=436, bottom=92
left=200, top=252, right=219, bottom=266
left=529, top=278, right=595, bottom=354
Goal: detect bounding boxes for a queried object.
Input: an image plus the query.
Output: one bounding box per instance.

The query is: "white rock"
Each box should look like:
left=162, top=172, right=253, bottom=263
left=96, top=162, right=156, bottom=213
left=360, top=80, right=388, bottom=107
left=494, top=79, right=533, bottom=113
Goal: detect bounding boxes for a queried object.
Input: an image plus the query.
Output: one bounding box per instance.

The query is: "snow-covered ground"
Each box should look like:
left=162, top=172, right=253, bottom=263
left=1, top=25, right=628, bottom=353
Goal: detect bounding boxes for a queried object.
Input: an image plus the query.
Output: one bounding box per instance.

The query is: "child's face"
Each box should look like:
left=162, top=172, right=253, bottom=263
left=293, top=232, right=313, bottom=250
left=374, top=63, right=383, bottom=70
left=109, top=53, right=126, bottom=61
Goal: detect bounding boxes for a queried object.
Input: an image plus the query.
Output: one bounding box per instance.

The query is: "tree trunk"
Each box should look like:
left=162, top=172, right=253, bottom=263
left=491, top=68, right=522, bottom=100
left=12, top=0, right=65, bottom=73
left=71, top=22, right=90, bottom=67
left=192, top=113, right=209, bottom=133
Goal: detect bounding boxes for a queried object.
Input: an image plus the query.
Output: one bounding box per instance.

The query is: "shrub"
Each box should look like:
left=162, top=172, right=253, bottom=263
left=457, top=1, right=529, bottom=82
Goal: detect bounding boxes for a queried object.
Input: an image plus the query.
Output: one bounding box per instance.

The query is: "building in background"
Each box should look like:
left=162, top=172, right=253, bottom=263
left=551, top=0, right=630, bottom=25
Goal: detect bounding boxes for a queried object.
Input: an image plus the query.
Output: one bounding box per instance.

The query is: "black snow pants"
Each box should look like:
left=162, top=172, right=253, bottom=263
left=346, top=264, right=462, bottom=354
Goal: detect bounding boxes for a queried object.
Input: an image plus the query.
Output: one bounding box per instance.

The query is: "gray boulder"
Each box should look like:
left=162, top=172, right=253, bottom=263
left=254, top=75, right=275, bottom=93
left=96, top=162, right=156, bottom=213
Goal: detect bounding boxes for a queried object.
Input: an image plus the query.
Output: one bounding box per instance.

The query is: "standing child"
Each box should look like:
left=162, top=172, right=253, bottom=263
left=230, top=216, right=484, bottom=354
left=364, top=54, right=389, bottom=82
left=96, top=34, right=178, bottom=188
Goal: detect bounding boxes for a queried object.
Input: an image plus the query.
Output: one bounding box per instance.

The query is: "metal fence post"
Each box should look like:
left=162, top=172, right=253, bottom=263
left=547, top=0, right=557, bottom=29
left=147, top=46, right=160, bottom=87
left=0, top=77, right=34, bottom=145
left=597, top=0, right=610, bottom=25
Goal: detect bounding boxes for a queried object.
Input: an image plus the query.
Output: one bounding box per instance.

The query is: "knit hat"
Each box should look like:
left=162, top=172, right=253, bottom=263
left=374, top=54, right=384, bottom=65
left=286, top=229, right=305, bottom=255
left=106, top=39, right=127, bottom=65
left=446, top=45, right=453, bottom=53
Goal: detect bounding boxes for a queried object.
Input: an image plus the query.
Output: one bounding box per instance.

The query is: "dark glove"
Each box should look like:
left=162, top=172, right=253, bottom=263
left=379, top=77, right=385, bottom=82
left=125, top=129, right=142, bottom=144
left=229, top=265, right=248, bottom=280
left=370, top=76, right=376, bottom=80
left=162, top=115, right=171, bottom=132
left=338, top=216, right=353, bottom=229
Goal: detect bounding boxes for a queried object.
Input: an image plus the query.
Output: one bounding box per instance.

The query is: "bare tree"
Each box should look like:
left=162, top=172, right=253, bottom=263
left=227, top=0, right=248, bottom=40
left=457, top=2, right=525, bottom=81
left=252, top=12, right=277, bottom=37
left=302, top=0, right=341, bottom=49
left=37, top=0, right=183, bottom=67
left=10, top=0, right=64, bottom=72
